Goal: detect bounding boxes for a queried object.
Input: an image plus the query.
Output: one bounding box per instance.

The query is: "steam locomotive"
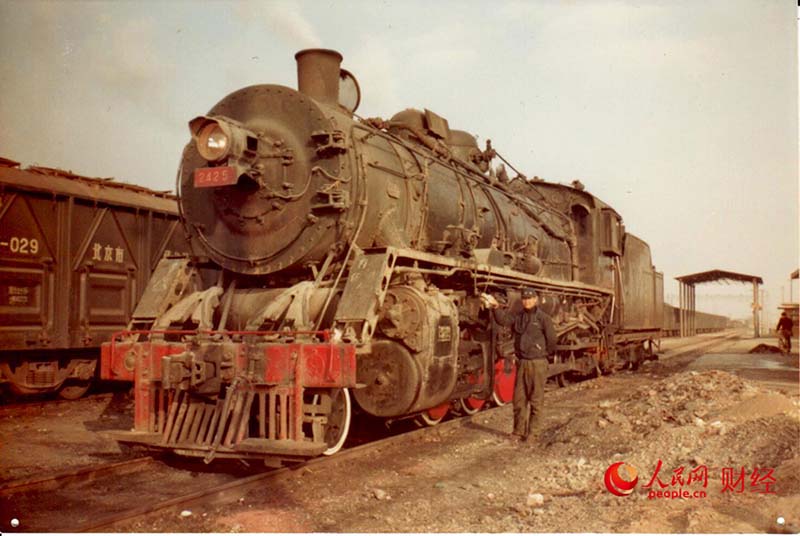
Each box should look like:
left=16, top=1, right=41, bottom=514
left=101, top=49, right=663, bottom=464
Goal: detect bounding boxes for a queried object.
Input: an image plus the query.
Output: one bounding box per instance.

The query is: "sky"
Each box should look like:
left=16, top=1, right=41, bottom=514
left=0, top=0, right=797, bottom=326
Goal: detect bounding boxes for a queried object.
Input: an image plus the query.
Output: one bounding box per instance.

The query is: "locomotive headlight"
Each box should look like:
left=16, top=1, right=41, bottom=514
left=196, top=122, right=230, bottom=162
left=189, top=115, right=255, bottom=163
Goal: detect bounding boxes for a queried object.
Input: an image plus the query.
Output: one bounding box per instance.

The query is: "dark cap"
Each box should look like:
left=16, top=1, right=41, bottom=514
left=521, top=287, right=538, bottom=299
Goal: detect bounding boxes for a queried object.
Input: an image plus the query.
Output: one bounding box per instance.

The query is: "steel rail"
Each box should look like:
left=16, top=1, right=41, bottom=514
left=6, top=333, right=743, bottom=532
left=658, top=330, right=741, bottom=359
left=0, top=392, right=114, bottom=417
left=76, top=334, right=745, bottom=531
left=73, top=410, right=487, bottom=532
left=0, top=457, right=154, bottom=496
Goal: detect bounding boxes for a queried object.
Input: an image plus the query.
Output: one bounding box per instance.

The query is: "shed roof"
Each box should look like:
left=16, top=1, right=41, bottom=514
left=675, top=269, right=763, bottom=285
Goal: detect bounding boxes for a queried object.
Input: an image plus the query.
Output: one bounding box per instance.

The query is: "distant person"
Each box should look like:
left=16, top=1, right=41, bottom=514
left=776, top=311, right=793, bottom=354
left=485, top=288, right=556, bottom=443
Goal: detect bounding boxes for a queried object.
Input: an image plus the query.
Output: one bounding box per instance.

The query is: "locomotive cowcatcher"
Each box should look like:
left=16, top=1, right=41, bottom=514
left=101, top=49, right=663, bottom=465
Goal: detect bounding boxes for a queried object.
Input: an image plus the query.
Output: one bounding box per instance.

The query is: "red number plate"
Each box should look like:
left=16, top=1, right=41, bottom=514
left=194, top=166, right=238, bottom=188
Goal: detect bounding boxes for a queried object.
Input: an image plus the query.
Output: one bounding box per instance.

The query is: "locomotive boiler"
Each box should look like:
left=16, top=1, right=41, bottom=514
left=101, top=49, right=663, bottom=464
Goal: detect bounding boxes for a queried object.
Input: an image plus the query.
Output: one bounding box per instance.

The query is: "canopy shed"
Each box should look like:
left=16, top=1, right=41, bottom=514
left=781, top=269, right=799, bottom=337
left=675, top=270, right=764, bottom=338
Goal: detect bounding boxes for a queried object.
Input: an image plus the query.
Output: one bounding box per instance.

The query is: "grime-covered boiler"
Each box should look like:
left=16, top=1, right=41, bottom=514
left=101, top=49, right=662, bottom=464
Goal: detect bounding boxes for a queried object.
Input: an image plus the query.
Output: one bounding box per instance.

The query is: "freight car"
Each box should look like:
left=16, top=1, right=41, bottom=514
left=0, top=158, right=189, bottom=399
left=101, top=49, right=663, bottom=464
left=662, top=304, right=728, bottom=337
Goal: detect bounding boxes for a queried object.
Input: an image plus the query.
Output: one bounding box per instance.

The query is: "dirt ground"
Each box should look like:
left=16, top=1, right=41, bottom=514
left=0, top=389, right=134, bottom=483
left=2, top=334, right=798, bottom=533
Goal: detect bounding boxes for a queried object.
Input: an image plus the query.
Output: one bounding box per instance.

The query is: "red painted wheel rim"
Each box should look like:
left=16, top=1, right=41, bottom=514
left=493, top=359, right=516, bottom=405
left=462, top=396, right=486, bottom=411
left=426, top=401, right=450, bottom=420
left=462, top=370, right=487, bottom=411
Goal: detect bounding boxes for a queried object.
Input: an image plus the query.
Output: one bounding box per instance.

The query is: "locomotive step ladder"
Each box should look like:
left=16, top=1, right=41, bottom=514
left=332, top=250, right=397, bottom=349
left=128, top=257, right=194, bottom=330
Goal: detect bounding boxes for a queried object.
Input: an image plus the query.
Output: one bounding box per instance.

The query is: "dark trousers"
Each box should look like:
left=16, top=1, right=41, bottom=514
left=779, top=329, right=792, bottom=353
left=513, top=358, right=547, bottom=438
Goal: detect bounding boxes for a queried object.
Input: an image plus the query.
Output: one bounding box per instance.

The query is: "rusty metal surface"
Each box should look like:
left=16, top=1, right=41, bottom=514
left=107, top=48, right=672, bottom=463
left=620, top=233, right=661, bottom=329
left=295, top=49, right=344, bottom=106
left=177, top=84, right=354, bottom=275
left=333, top=250, right=396, bottom=344
left=1, top=162, right=177, bottom=213
left=662, top=304, right=728, bottom=335
left=0, top=161, right=189, bottom=395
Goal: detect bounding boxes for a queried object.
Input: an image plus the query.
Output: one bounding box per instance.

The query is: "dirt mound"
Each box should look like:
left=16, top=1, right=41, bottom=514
left=749, top=343, right=784, bottom=354
left=722, top=414, right=800, bottom=469
left=544, top=370, right=799, bottom=477
left=775, top=457, right=800, bottom=495
left=622, top=370, right=756, bottom=427
left=718, top=392, right=797, bottom=422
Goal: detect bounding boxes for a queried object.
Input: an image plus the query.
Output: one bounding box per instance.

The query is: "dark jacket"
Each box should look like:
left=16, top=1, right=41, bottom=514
left=494, top=306, right=557, bottom=360
left=777, top=315, right=793, bottom=332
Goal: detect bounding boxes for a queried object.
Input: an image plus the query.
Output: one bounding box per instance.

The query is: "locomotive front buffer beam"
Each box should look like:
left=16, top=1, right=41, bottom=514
left=101, top=331, right=357, bottom=462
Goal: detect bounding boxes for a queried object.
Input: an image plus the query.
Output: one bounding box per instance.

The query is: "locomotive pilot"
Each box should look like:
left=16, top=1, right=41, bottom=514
left=488, top=288, right=556, bottom=442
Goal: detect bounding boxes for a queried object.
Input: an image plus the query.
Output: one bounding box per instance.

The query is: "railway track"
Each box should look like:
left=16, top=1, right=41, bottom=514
left=0, top=457, right=155, bottom=497
left=0, top=409, right=484, bottom=533
left=0, top=392, right=115, bottom=418
left=0, top=452, right=257, bottom=533
left=1, top=333, right=742, bottom=532
left=83, top=411, right=494, bottom=533
left=74, top=331, right=742, bottom=532
left=656, top=330, right=743, bottom=362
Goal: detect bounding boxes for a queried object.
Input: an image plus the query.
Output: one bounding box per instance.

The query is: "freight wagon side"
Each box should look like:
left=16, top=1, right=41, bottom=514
left=662, top=303, right=729, bottom=337
left=0, top=158, right=188, bottom=399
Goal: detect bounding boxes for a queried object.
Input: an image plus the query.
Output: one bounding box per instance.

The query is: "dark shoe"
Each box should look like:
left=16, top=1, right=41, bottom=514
left=526, top=426, right=543, bottom=443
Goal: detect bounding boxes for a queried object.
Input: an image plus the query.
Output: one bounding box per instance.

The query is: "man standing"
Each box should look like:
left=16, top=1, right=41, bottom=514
left=489, top=288, right=557, bottom=442
left=776, top=311, right=793, bottom=354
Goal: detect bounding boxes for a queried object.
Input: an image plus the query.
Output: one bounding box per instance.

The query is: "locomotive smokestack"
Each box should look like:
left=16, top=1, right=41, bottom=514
left=295, top=48, right=342, bottom=105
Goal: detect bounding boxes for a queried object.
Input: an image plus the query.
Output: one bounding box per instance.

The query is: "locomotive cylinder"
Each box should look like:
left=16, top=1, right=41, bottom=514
left=353, top=284, right=459, bottom=417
